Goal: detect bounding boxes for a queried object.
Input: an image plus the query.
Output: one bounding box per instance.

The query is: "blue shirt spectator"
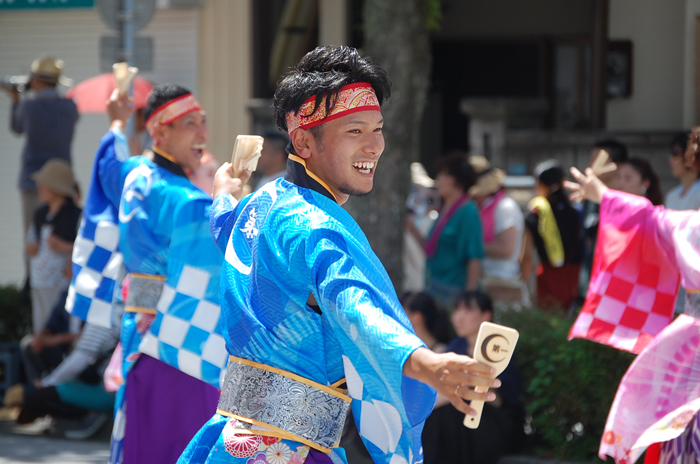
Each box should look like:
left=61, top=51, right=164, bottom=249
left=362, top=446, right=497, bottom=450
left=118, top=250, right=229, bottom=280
left=11, top=87, right=79, bottom=191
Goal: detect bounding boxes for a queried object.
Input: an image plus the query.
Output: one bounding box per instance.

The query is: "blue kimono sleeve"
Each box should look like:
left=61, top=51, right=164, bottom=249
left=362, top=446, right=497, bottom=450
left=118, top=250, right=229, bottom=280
left=304, top=226, right=436, bottom=464
left=139, top=193, right=229, bottom=388
left=210, top=193, right=250, bottom=254
left=96, top=128, right=131, bottom=208
left=67, top=129, right=129, bottom=327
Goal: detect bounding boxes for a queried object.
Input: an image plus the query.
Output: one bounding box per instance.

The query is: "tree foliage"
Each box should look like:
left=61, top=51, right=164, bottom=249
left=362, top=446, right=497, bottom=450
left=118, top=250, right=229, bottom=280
left=498, top=308, right=636, bottom=461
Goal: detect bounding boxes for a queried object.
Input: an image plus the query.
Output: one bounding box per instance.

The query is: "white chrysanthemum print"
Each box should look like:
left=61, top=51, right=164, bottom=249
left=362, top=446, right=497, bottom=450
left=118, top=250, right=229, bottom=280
left=265, top=441, right=292, bottom=464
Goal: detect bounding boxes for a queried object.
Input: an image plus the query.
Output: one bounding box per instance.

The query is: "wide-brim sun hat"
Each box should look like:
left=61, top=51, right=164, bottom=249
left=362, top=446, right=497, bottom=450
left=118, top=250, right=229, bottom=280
left=31, top=56, right=73, bottom=87
left=31, top=158, right=75, bottom=197
left=468, top=155, right=506, bottom=197
left=411, top=162, right=435, bottom=188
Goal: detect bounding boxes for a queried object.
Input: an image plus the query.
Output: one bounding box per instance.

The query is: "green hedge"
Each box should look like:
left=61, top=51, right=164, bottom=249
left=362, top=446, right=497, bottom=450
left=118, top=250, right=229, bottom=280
left=497, top=308, right=636, bottom=462
left=0, top=285, right=31, bottom=344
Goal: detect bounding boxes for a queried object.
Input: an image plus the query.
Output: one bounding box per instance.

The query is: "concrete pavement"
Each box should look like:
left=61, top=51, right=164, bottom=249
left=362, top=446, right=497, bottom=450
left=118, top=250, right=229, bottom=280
left=0, top=418, right=110, bottom=464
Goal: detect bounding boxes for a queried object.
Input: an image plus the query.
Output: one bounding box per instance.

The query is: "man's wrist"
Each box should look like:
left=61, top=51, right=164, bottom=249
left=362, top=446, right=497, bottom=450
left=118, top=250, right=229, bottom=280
left=110, top=120, right=125, bottom=133
left=404, top=347, right=436, bottom=385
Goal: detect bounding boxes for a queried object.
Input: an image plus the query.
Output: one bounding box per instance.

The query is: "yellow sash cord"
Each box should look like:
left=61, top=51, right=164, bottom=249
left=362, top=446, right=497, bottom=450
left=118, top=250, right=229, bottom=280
left=528, top=196, right=565, bottom=268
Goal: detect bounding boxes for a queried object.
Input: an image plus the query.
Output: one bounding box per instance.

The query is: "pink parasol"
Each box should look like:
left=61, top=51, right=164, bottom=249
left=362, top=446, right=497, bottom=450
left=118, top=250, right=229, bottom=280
left=65, top=73, right=153, bottom=113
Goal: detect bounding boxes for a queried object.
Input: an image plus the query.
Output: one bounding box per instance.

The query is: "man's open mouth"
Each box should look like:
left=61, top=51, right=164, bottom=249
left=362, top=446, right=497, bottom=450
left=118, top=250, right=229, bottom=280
left=192, top=143, right=206, bottom=159
left=352, top=161, right=375, bottom=174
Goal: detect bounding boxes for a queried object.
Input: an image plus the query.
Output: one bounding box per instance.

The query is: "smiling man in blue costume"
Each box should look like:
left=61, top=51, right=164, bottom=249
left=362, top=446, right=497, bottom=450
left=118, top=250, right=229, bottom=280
left=179, top=46, right=500, bottom=464
left=67, top=87, right=250, bottom=464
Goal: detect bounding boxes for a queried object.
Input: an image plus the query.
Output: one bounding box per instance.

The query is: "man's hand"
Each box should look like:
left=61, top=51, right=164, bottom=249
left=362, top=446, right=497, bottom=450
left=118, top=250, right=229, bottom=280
left=46, top=234, right=73, bottom=253
left=564, top=167, right=608, bottom=205
left=106, top=89, right=134, bottom=128
left=30, top=333, right=48, bottom=352
left=1, top=85, right=20, bottom=104
left=212, top=162, right=252, bottom=200
left=25, top=241, right=39, bottom=257
left=404, top=347, right=500, bottom=416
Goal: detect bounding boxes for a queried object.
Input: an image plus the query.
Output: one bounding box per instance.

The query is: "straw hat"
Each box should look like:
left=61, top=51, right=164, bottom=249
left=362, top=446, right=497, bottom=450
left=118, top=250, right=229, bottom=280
left=31, top=158, right=75, bottom=197
left=410, top=162, right=435, bottom=188
left=468, top=156, right=506, bottom=197
left=30, top=56, right=73, bottom=86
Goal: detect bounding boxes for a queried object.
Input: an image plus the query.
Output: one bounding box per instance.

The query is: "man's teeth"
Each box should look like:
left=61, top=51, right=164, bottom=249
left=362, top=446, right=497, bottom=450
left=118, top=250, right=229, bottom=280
left=192, top=144, right=206, bottom=150
left=352, top=161, right=375, bottom=173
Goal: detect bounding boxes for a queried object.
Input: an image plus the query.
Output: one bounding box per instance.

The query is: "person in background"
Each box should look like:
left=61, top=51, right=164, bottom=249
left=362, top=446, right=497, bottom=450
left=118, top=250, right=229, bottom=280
left=20, top=288, right=82, bottom=388
left=469, top=156, right=528, bottom=307
left=2, top=56, right=79, bottom=299
left=666, top=130, right=700, bottom=211
left=425, top=152, right=485, bottom=309
left=189, top=151, right=218, bottom=197
left=666, top=131, right=700, bottom=314
left=423, top=290, right=524, bottom=464
left=17, top=319, right=121, bottom=440
left=404, top=163, right=440, bottom=292
left=579, top=139, right=629, bottom=300
left=26, top=159, right=82, bottom=332
left=400, top=291, right=451, bottom=353
left=617, top=158, right=663, bottom=205
left=254, top=129, right=289, bottom=190
left=522, top=160, right=583, bottom=309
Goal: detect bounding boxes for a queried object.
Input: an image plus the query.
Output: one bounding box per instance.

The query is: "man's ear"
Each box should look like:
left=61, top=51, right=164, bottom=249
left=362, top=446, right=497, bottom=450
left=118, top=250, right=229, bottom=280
left=290, top=129, right=314, bottom=160
left=151, top=124, right=168, bottom=149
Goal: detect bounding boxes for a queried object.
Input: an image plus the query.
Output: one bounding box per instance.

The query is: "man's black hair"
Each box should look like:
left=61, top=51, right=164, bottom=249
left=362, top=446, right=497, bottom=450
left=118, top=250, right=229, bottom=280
left=273, top=45, right=392, bottom=153
left=534, top=160, right=564, bottom=187
left=143, top=85, right=192, bottom=123
left=456, top=290, right=494, bottom=314
left=671, top=131, right=690, bottom=154
left=594, top=139, right=629, bottom=164
left=436, top=151, right=477, bottom=193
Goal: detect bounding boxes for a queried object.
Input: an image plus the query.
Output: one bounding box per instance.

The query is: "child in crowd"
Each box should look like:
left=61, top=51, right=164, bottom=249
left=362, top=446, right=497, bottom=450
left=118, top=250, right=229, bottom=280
left=25, top=158, right=81, bottom=333
left=423, top=290, right=524, bottom=464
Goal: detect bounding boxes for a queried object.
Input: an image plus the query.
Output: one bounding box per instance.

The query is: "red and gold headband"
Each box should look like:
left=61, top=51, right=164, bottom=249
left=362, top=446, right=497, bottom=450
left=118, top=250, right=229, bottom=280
left=145, top=93, right=202, bottom=136
left=286, top=82, right=380, bottom=134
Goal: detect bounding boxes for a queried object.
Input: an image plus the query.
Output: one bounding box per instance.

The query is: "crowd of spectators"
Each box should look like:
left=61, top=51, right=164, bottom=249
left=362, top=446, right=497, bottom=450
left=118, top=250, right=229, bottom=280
left=404, top=132, right=700, bottom=314
left=399, top=132, right=700, bottom=464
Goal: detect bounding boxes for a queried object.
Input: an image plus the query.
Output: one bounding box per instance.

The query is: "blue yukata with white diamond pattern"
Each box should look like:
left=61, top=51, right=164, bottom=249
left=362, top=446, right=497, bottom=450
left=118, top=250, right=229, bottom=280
left=67, top=128, right=228, bottom=387
left=179, top=176, right=437, bottom=464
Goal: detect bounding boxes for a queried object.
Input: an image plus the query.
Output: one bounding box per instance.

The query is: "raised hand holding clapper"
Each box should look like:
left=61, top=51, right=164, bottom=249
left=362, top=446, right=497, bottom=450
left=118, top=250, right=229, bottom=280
left=113, top=62, right=138, bottom=97
left=231, top=135, right=264, bottom=177
left=464, top=321, right=519, bottom=429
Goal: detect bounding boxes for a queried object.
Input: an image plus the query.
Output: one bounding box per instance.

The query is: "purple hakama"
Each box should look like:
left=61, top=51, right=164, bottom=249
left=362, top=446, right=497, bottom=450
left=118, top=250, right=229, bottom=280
left=123, top=355, right=220, bottom=464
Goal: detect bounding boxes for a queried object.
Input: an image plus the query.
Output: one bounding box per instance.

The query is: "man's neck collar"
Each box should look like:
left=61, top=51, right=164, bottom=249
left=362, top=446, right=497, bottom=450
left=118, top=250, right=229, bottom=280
left=152, top=146, right=177, bottom=163
left=152, top=146, right=187, bottom=178
left=284, top=155, right=337, bottom=203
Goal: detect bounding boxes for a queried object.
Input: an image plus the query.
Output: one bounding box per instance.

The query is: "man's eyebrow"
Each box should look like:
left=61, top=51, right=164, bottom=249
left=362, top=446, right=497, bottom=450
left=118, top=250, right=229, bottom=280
left=345, top=119, right=384, bottom=125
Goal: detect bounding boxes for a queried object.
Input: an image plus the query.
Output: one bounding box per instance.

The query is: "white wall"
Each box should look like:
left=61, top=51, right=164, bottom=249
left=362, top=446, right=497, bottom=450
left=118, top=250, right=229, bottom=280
left=607, top=0, right=686, bottom=130
left=0, top=7, right=199, bottom=286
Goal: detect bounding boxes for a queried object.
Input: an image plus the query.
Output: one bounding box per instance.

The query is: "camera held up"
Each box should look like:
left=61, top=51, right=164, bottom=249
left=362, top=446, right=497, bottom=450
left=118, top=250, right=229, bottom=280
left=1, top=75, right=30, bottom=93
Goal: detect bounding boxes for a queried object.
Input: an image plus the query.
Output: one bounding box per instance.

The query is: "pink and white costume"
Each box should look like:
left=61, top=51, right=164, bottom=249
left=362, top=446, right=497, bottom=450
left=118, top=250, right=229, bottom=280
left=595, top=190, right=700, bottom=464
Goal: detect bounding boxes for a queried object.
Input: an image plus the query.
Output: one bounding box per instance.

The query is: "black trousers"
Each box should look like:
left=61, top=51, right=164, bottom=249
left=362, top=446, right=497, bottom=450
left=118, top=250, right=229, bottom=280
left=17, top=386, right=87, bottom=424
